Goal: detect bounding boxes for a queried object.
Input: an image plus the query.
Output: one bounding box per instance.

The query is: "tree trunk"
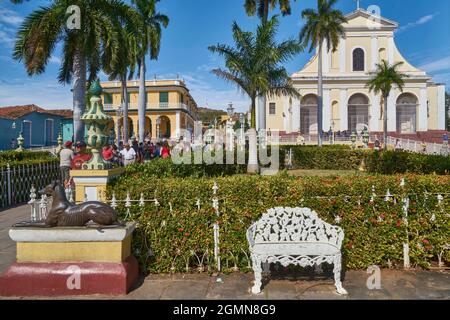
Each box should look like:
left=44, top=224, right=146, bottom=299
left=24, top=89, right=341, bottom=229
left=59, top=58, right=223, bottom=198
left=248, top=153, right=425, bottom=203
left=263, top=0, right=269, bottom=23
left=317, top=41, right=323, bottom=147
left=383, top=93, right=388, bottom=151
left=137, top=56, right=146, bottom=143
left=121, top=74, right=129, bottom=143
left=72, top=49, right=86, bottom=143
left=248, top=97, right=259, bottom=174
left=251, top=96, right=256, bottom=128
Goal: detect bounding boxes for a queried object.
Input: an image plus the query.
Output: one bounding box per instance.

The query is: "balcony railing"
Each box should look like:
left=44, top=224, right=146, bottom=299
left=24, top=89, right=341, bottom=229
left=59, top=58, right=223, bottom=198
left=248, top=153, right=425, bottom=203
left=103, top=103, right=197, bottom=119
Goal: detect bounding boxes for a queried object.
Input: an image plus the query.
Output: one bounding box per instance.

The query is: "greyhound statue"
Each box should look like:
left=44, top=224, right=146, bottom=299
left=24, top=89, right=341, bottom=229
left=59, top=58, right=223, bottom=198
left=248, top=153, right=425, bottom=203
left=14, top=181, right=122, bottom=228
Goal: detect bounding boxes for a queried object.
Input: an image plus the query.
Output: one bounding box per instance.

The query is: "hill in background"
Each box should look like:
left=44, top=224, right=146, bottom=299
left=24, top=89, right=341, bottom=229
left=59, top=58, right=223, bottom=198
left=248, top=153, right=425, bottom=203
left=197, top=107, right=226, bottom=124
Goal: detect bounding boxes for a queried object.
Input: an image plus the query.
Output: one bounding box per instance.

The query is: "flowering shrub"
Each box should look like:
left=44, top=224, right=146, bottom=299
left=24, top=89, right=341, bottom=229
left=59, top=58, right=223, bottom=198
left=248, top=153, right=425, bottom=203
left=107, top=173, right=450, bottom=273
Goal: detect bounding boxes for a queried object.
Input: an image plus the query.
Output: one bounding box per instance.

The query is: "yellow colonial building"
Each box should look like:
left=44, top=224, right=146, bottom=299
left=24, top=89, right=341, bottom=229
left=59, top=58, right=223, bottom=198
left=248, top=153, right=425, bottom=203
left=257, top=8, right=446, bottom=141
left=101, top=79, right=199, bottom=141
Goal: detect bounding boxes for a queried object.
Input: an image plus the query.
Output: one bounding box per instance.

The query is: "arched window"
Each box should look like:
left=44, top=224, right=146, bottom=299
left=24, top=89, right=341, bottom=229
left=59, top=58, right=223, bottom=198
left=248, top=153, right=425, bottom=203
left=348, top=94, right=369, bottom=133
left=396, top=93, right=418, bottom=133
left=353, top=48, right=365, bottom=71
left=300, top=94, right=318, bottom=135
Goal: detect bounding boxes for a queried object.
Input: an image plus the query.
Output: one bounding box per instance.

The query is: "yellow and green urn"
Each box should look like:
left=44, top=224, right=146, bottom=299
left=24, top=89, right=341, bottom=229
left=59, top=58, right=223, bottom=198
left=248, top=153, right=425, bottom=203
left=81, top=80, right=112, bottom=170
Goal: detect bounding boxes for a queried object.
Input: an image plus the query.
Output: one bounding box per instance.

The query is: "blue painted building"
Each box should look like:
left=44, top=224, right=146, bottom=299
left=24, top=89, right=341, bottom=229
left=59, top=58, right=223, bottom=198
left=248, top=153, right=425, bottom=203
left=0, top=105, right=73, bottom=151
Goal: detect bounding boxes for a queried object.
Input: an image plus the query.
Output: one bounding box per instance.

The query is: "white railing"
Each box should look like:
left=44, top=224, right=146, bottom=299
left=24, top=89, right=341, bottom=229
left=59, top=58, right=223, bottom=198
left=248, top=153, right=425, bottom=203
left=386, top=137, right=449, bottom=156
left=103, top=102, right=195, bottom=119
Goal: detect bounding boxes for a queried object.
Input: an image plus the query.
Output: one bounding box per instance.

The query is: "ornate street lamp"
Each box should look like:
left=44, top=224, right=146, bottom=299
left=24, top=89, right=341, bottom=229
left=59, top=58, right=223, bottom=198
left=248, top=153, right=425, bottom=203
left=227, top=102, right=235, bottom=118
left=351, top=131, right=357, bottom=149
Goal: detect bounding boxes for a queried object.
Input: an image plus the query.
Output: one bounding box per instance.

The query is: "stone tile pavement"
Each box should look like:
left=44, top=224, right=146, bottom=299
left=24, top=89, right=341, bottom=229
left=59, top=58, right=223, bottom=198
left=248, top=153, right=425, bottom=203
left=0, top=205, right=449, bottom=300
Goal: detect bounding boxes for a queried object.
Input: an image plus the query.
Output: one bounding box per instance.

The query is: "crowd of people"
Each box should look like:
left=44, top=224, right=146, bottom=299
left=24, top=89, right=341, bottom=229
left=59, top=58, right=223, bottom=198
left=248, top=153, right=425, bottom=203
left=58, top=138, right=172, bottom=187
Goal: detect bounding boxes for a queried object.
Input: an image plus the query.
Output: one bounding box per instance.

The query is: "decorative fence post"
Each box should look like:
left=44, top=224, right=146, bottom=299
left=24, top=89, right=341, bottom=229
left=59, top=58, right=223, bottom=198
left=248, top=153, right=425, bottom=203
left=6, top=163, right=11, bottom=206
left=39, top=194, right=48, bottom=221
left=28, top=185, right=37, bottom=221
left=400, top=178, right=410, bottom=270
left=212, top=181, right=221, bottom=272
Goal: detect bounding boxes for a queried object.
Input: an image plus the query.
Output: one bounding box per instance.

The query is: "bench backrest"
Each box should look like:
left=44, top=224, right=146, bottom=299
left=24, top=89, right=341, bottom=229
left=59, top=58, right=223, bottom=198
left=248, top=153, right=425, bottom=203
left=247, top=207, right=344, bottom=248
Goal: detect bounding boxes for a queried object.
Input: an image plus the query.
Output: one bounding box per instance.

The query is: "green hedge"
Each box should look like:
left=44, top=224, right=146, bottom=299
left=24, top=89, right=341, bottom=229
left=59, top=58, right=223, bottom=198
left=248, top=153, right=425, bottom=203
left=0, top=151, right=57, bottom=167
left=107, top=172, right=450, bottom=273
left=281, top=145, right=366, bottom=170
left=121, top=157, right=247, bottom=179
left=281, top=146, right=449, bottom=174
left=365, top=151, right=450, bottom=175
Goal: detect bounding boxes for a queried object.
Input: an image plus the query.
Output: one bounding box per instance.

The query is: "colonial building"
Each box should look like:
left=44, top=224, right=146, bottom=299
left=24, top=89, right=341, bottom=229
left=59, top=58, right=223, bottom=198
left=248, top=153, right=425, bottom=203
left=257, top=8, right=447, bottom=142
left=101, top=79, right=199, bottom=141
left=0, top=105, right=72, bottom=150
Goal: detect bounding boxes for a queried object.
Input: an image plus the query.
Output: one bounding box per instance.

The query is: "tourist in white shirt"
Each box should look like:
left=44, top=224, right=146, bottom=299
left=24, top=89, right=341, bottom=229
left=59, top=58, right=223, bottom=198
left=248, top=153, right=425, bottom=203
left=120, top=143, right=136, bottom=166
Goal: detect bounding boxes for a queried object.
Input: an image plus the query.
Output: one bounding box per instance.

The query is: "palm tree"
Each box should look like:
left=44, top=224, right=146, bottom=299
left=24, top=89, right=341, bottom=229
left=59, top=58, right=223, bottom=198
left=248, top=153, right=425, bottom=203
left=244, top=0, right=296, bottom=22
left=299, top=0, right=347, bottom=146
left=367, top=60, right=408, bottom=151
left=209, top=16, right=301, bottom=173
left=13, top=0, right=131, bottom=143
left=103, top=22, right=140, bottom=144
left=131, top=0, right=169, bottom=143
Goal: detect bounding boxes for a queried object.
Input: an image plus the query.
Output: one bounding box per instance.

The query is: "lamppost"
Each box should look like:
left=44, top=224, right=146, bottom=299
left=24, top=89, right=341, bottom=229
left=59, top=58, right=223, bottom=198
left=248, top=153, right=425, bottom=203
left=351, top=131, right=357, bottom=150
left=227, top=102, right=235, bottom=118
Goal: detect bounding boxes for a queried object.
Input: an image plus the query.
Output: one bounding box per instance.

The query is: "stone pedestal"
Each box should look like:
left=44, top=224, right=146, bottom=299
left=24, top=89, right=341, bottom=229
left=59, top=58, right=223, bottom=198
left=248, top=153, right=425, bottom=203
left=70, top=167, right=124, bottom=203
left=0, top=222, right=139, bottom=297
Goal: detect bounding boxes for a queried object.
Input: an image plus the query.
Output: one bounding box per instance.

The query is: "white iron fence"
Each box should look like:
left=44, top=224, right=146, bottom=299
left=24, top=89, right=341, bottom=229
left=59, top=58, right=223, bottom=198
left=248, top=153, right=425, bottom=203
left=0, top=162, right=59, bottom=208
left=28, top=179, right=449, bottom=270
left=386, top=136, right=449, bottom=156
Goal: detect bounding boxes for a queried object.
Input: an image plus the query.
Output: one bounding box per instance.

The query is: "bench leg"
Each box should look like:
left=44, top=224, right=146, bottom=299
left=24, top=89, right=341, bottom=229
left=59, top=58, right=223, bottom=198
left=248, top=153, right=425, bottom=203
left=333, top=254, right=348, bottom=295
left=251, top=254, right=262, bottom=294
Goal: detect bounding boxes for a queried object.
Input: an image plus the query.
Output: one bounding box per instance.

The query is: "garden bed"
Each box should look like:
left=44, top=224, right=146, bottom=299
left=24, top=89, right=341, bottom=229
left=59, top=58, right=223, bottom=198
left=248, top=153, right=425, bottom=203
left=108, top=170, right=450, bottom=274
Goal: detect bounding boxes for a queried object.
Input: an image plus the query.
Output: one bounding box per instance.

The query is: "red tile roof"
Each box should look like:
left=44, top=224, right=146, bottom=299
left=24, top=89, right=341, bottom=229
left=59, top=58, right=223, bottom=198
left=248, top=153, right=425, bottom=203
left=0, top=105, right=73, bottom=120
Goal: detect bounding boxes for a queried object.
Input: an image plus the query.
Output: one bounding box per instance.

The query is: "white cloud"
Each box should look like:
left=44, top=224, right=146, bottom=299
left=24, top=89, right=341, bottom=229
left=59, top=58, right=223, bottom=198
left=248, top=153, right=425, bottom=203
left=419, top=56, right=450, bottom=74
left=0, top=8, right=23, bottom=26
left=0, top=79, right=72, bottom=109
left=0, top=28, right=15, bottom=46
left=178, top=74, right=250, bottom=112
left=49, top=55, right=61, bottom=64
left=397, top=12, right=439, bottom=33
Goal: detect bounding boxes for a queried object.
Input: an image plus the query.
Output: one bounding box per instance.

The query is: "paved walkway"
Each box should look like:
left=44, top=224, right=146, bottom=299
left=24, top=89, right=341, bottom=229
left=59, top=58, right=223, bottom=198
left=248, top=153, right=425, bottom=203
left=0, top=205, right=449, bottom=300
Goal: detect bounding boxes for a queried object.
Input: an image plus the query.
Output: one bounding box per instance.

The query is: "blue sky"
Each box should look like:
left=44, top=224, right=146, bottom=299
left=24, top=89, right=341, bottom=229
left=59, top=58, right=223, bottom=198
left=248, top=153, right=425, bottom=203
left=0, top=0, right=449, bottom=113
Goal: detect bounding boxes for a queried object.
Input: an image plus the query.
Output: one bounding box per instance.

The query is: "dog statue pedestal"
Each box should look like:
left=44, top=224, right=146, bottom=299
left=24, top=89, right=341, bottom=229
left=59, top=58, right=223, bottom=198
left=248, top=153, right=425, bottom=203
left=0, top=223, right=139, bottom=297
left=71, top=167, right=124, bottom=203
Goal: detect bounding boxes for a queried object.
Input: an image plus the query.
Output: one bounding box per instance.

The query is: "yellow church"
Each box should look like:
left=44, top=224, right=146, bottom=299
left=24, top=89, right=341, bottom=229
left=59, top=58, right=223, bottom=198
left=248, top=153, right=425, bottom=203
left=257, top=8, right=446, bottom=142
left=101, top=79, right=199, bottom=141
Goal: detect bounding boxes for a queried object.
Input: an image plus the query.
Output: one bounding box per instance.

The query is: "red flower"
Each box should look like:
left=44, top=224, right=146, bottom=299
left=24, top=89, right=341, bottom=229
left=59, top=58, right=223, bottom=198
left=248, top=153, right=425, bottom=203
left=178, top=228, right=184, bottom=232
left=396, top=220, right=402, bottom=228
left=380, top=213, right=386, bottom=219
left=422, top=239, right=430, bottom=244
left=185, top=232, right=190, bottom=237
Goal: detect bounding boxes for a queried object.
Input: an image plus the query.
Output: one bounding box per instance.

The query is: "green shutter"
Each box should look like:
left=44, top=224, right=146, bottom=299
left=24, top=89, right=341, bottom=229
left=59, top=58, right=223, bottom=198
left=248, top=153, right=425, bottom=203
left=160, top=92, right=169, bottom=103
left=103, top=93, right=113, bottom=104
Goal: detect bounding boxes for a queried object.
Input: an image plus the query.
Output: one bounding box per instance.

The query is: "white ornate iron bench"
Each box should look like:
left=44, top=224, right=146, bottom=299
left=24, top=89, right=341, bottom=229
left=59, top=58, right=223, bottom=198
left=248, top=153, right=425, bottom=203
left=246, top=207, right=348, bottom=295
